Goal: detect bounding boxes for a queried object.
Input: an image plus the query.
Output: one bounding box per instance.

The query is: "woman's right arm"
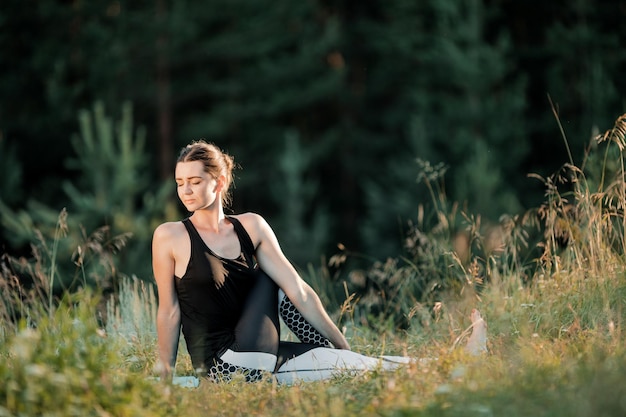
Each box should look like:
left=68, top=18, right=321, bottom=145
left=152, top=223, right=182, bottom=379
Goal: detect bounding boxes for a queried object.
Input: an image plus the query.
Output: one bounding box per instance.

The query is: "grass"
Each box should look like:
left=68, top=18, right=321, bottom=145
left=2, top=114, right=626, bottom=416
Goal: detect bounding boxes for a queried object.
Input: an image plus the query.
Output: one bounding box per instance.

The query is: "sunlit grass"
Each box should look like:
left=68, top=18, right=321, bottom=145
left=2, top=115, right=626, bottom=416
left=0, top=292, right=180, bottom=417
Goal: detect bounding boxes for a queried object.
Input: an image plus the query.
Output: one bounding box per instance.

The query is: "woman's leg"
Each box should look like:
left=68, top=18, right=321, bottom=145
left=274, top=347, right=408, bottom=384
left=234, top=270, right=281, bottom=353
left=278, top=289, right=332, bottom=347
left=208, top=270, right=335, bottom=382
left=274, top=309, right=489, bottom=384
left=275, top=288, right=408, bottom=383
left=207, top=350, right=276, bottom=383
left=206, top=270, right=281, bottom=382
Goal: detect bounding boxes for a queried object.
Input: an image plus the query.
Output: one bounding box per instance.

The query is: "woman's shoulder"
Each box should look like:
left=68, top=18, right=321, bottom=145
left=228, top=212, right=271, bottom=242
left=153, top=220, right=188, bottom=241
left=228, top=212, right=266, bottom=226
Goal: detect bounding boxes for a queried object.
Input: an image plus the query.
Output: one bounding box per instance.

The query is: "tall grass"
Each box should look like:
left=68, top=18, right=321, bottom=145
left=0, top=212, right=180, bottom=416
left=2, top=113, right=626, bottom=416
left=0, top=294, right=180, bottom=417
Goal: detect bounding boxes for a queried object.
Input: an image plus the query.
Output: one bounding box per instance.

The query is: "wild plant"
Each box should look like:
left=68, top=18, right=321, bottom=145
left=0, top=292, right=178, bottom=417
left=0, top=210, right=180, bottom=416
left=0, top=209, right=131, bottom=336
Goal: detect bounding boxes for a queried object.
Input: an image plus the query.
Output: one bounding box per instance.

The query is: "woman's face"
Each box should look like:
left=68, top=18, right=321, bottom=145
left=175, top=161, right=219, bottom=212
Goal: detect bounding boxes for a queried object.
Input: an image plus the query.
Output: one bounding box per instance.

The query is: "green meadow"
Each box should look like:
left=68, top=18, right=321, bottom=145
left=2, top=114, right=626, bottom=416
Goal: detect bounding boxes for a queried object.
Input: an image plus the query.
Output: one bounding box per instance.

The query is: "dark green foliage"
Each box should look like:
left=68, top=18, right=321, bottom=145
left=0, top=139, right=22, bottom=207
left=0, top=1, right=159, bottom=199
left=542, top=0, right=626, bottom=162
left=269, top=132, right=331, bottom=267
left=1, top=0, right=626, bottom=270
left=62, top=101, right=176, bottom=279
left=410, top=0, right=527, bottom=217
left=0, top=102, right=174, bottom=290
left=352, top=0, right=529, bottom=260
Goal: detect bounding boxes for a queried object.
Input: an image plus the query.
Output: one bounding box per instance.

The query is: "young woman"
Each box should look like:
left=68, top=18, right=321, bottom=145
left=153, top=140, right=486, bottom=384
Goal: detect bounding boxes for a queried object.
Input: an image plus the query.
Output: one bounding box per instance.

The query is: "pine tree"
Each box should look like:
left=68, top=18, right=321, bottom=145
left=269, top=132, right=330, bottom=267
left=409, top=0, right=527, bottom=217
left=541, top=0, right=626, bottom=165
left=0, top=1, right=167, bottom=200
left=0, top=102, right=174, bottom=283
left=360, top=0, right=527, bottom=258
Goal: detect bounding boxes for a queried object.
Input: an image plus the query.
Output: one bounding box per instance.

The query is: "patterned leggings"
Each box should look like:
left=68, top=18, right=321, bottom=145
left=205, top=270, right=409, bottom=383
left=206, top=270, right=331, bottom=382
left=278, top=289, right=332, bottom=348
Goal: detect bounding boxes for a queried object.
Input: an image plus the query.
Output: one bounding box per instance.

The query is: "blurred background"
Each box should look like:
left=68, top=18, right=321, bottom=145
left=0, top=0, right=625, bottom=283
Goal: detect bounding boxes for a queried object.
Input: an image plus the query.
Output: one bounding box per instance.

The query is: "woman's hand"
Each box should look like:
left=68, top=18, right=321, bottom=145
left=153, top=359, right=173, bottom=381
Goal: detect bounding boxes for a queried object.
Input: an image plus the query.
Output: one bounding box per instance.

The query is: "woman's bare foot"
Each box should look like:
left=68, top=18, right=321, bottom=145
left=465, top=309, right=488, bottom=355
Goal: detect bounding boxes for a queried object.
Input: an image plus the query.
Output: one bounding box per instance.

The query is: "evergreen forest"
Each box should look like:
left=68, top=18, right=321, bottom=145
left=1, top=0, right=625, bottom=281
left=3, top=2, right=626, bottom=416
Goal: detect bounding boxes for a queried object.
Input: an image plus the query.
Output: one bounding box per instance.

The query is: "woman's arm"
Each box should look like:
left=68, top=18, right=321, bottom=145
left=152, top=223, right=182, bottom=378
left=246, top=214, right=350, bottom=350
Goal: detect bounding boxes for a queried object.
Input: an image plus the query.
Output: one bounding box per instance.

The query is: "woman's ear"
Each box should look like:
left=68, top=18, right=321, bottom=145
left=214, top=175, right=226, bottom=193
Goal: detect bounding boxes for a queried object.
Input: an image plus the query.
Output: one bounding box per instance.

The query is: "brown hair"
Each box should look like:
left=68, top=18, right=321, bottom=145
left=177, top=140, right=235, bottom=207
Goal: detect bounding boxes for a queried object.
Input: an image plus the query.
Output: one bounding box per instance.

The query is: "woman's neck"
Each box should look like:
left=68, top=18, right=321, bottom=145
left=189, top=205, right=226, bottom=233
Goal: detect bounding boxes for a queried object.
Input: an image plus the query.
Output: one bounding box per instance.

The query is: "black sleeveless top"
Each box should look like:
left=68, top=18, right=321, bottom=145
left=174, top=216, right=259, bottom=371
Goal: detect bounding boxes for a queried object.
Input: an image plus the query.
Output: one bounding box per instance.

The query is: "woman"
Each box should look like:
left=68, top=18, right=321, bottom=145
left=153, top=140, right=485, bottom=384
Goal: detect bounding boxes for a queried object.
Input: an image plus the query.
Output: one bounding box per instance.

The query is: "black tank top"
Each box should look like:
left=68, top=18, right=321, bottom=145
left=174, top=216, right=259, bottom=371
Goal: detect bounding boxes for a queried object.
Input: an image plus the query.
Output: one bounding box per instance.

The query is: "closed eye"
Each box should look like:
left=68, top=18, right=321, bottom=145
left=176, top=180, right=202, bottom=187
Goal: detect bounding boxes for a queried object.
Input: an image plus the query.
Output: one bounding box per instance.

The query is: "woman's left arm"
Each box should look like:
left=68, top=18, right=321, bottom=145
left=246, top=214, right=350, bottom=350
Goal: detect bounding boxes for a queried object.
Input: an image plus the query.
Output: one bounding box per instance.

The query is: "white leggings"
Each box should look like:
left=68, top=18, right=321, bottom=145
left=218, top=347, right=410, bottom=384
left=205, top=272, right=410, bottom=383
